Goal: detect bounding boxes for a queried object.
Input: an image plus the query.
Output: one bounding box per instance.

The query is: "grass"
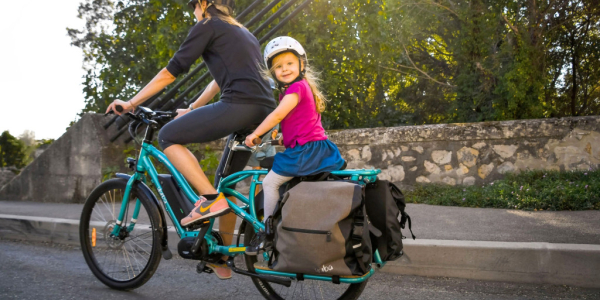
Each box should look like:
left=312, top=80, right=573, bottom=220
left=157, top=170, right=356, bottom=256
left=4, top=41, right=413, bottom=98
left=405, top=169, right=600, bottom=211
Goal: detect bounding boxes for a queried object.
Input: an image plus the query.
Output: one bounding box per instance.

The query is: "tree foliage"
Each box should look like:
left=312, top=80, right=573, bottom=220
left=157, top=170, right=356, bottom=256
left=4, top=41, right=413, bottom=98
left=68, top=0, right=196, bottom=113
left=0, top=131, right=27, bottom=169
left=69, top=0, right=600, bottom=129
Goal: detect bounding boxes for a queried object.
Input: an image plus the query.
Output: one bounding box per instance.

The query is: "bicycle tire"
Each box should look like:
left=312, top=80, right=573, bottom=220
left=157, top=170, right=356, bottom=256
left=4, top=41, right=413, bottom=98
left=243, top=223, right=368, bottom=300
left=80, top=178, right=163, bottom=290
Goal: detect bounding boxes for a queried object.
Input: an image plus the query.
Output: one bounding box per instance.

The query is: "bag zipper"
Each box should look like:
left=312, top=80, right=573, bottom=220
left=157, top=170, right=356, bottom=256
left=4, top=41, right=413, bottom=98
left=282, top=226, right=332, bottom=242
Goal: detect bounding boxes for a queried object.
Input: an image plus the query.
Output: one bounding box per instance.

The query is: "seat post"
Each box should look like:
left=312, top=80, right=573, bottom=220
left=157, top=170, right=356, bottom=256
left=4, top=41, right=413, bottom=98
left=213, top=134, right=236, bottom=189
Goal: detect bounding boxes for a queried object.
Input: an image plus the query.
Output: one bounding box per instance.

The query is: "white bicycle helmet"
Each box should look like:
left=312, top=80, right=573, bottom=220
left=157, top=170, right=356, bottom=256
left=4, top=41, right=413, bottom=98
left=263, top=36, right=307, bottom=70
left=264, top=36, right=307, bottom=90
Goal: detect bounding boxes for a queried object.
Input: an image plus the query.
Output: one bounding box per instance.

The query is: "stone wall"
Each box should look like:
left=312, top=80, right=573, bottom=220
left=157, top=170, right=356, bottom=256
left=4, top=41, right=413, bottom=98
left=0, top=168, right=18, bottom=189
left=328, top=116, right=600, bottom=187
left=1, top=114, right=598, bottom=202
left=0, top=114, right=126, bottom=202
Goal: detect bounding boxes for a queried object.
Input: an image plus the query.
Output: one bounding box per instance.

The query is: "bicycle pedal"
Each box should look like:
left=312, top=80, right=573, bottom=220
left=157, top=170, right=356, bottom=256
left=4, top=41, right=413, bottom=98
left=186, top=220, right=211, bottom=230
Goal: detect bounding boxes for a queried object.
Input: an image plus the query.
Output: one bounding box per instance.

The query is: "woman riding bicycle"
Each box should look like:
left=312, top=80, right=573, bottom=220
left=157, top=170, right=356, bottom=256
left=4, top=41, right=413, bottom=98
left=105, top=0, right=276, bottom=279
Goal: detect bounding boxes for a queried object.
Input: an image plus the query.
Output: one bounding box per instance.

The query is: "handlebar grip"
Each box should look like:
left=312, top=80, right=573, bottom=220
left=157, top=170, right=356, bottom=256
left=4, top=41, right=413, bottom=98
left=252, top=137, right=262, bottom=145
left=115, top=105, right=123, bottom=112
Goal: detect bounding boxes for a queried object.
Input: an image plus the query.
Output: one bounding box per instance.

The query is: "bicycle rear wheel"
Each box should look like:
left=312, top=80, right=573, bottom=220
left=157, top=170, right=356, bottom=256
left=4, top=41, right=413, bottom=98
left=243, top=224, right=368, bottom=300
left=80, top=178, right=162, bottom=290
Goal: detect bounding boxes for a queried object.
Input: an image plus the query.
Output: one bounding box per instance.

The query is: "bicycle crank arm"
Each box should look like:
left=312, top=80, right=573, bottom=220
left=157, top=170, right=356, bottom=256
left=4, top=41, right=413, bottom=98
left=225, top=260, right=292, bottom=287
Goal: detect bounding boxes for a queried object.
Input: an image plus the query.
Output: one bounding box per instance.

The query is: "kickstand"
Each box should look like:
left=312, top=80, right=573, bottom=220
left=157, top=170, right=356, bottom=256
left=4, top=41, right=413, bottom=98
left=196, top=261, right=214, bottom=274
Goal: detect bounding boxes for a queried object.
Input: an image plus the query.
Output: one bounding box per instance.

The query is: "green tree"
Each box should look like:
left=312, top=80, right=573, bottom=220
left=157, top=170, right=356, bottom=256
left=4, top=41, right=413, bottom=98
left=68, top=0, right=199, bottom=113
left=0, top=131, right=27, bottom=169
left=70, top=0, right=600, bottom=130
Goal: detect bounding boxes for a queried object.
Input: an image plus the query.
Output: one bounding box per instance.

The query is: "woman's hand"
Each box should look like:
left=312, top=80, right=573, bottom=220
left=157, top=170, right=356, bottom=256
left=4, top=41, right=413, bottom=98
left=106, top=99, right=134, bottom=115
left=175, top=108, right=191, bottom=120
left=245, top=133, right=259, bottom=147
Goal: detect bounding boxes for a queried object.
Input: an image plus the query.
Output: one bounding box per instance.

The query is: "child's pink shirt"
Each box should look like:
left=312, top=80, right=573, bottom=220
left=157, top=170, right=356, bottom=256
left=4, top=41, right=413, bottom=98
left=278, top=80, right=327, bottom=148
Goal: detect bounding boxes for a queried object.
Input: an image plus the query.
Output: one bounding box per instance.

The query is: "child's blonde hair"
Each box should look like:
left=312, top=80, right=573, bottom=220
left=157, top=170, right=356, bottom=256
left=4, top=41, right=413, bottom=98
left=262, top=54, right=328, bottom=113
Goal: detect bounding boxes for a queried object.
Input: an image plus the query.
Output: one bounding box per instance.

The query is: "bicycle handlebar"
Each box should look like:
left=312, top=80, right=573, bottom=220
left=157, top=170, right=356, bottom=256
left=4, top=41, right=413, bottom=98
left=251, top=137, right=282, bottom=147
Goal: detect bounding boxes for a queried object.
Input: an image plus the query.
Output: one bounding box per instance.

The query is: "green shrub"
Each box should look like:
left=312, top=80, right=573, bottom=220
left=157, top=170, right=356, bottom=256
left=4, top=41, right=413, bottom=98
left=405, top=169, right=600, bottom=211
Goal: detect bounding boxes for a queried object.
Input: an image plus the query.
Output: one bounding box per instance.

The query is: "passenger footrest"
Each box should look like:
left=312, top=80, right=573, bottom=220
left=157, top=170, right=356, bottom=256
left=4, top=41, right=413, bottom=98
left=253, top=261, right=273, bottom=271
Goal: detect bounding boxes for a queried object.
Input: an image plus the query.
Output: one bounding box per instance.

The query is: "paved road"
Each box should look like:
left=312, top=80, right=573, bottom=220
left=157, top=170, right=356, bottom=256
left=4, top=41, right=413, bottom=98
left=0, top=239, right=598, bottom=300
left=2, top=201, right=599, bottom=244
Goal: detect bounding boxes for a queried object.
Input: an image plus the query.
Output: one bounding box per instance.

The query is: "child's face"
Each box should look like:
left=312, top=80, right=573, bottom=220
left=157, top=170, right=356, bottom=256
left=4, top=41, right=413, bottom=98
left=272, top=52, right=303, bottom=84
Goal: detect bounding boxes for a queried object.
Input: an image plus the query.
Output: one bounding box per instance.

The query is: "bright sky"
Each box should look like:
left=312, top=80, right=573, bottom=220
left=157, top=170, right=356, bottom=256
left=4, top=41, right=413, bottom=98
left=0, top=1, right=86, bottom=140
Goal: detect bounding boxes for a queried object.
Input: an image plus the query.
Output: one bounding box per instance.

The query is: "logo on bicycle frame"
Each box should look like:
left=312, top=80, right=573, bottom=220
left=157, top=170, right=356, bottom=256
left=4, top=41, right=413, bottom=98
left=156, top=187, right=168, bottom=204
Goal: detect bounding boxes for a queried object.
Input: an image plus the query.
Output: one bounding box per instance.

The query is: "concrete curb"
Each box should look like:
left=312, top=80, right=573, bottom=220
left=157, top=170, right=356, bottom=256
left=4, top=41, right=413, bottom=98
left=389, top=239, right=600, bottom=289
left=1, top=214, right=599, bottom=288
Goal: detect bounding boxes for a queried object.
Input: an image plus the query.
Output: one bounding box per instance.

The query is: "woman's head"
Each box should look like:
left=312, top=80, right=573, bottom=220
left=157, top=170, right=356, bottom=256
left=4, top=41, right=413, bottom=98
left=188, top=0, right=242, bottom=27
left=263, top=37, right=328, bottom=113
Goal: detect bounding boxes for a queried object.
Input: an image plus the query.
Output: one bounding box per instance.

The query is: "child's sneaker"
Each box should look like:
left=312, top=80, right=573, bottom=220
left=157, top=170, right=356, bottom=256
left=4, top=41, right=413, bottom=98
left=181, top=193, right=231, bottom=227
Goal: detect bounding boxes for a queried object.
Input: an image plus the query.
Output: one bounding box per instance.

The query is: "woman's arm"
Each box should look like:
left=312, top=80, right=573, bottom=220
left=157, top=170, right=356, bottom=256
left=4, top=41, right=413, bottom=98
left=190, top=80, right=220, bottom=108
left=245, top=93, right=299, bottom=147
left=106, top=68, right=176, bottom=115
left=174, top=80, right=220, bottom=119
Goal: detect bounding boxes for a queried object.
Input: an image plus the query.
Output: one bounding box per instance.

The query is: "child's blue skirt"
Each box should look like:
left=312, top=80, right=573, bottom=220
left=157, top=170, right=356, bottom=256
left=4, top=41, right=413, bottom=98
left=272, top=139, right=345, bottom=177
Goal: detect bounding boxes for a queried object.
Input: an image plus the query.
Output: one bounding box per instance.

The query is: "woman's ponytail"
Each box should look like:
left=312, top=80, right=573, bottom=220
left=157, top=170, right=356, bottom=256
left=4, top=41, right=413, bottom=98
left=206, top=5, right=245, bottom=28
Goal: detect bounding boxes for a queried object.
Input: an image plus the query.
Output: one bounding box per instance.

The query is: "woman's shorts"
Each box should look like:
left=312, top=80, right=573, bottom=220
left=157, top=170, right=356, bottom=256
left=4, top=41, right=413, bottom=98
left=158, top=101, right=273, bottom=150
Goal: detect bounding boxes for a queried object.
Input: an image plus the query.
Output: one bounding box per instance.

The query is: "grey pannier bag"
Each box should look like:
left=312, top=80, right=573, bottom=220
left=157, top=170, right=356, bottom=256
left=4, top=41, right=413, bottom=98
left=268, top=180, right=373, bottom=277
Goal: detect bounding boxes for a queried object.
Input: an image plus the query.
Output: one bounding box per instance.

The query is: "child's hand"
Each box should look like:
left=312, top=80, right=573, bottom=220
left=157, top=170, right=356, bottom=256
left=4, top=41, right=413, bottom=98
left=274, top=133, right=283, bottom=146
left=271, top=129, right=278, bottom=140
left=245, top=133, right=259, bottom=147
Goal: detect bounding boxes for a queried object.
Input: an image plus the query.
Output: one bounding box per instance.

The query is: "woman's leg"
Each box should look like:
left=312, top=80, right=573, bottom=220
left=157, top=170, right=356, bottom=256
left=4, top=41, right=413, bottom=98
left=262, top=171, right=293, bottom=221
left=158, top=102, right=272, bottom=275
left=164, top=145, right=217, bottom=194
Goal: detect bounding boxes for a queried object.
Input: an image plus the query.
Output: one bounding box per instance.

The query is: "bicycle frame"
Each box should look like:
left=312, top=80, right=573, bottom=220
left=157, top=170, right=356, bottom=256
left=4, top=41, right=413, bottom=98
left=110, top=139, right=385, bottom=283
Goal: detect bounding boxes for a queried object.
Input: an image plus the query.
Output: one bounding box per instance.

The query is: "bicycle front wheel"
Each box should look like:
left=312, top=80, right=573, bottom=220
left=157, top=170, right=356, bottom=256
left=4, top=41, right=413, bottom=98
left=244, top=224, right=368, bottom=300
left=80, top=178, right=163, bottom=290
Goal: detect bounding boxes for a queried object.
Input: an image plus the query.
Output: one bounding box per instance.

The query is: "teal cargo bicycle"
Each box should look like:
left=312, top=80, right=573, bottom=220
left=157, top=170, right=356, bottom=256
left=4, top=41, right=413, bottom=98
left=79, top=106, right=384, bottom=299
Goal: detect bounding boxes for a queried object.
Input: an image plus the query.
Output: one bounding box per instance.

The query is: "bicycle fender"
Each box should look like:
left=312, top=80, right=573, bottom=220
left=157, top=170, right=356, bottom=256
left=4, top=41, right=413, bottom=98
left=115, top=173, right=169, bottom=248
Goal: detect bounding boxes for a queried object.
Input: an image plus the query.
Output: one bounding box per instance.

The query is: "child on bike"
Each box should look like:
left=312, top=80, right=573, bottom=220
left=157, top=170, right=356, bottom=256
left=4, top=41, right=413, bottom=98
left=244, top=36, right=345, bottom=255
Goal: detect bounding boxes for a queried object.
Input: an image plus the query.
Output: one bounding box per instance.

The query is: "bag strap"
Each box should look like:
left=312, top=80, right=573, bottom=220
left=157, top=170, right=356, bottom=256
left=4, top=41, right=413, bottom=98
left=400, top=212, right=416, bottom=240
left=351, top=207, right=369, bottom=274
left=368, top=222, right=382, bottom=237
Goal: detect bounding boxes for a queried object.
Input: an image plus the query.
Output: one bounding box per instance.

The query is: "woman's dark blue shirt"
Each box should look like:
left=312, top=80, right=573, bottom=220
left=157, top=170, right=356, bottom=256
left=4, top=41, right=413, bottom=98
left=166, top=18, right=276, bottom=109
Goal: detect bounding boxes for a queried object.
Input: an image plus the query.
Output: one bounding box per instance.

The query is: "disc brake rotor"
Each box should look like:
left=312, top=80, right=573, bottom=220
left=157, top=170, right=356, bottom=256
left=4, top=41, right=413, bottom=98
left=103, top=220, right=126, bottom=249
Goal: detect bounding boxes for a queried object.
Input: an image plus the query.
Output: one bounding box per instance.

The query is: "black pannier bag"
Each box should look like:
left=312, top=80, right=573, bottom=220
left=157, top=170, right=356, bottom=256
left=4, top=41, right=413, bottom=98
left=364, top=180, right=415, bottom=262
left=267, top=180, right=374, bottom=276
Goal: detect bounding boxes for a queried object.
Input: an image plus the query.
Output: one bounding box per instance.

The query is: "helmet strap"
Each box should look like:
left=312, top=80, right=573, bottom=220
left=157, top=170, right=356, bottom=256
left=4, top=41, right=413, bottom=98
left=202, top=1, right=213, bottom=18
left=276, top=76, right=304, bottom=94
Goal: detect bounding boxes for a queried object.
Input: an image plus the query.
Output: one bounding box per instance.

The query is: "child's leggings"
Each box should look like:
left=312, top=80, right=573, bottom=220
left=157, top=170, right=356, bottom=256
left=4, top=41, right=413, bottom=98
left=262, top=171, right=293, bottom=221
